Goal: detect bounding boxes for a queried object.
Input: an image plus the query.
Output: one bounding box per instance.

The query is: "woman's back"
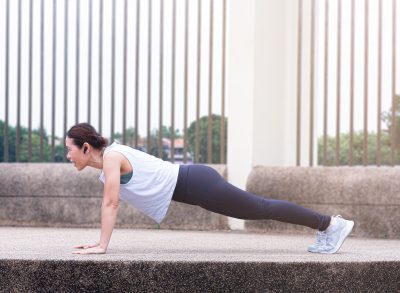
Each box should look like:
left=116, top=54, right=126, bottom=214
left=99, top=142, right=179, bottom=223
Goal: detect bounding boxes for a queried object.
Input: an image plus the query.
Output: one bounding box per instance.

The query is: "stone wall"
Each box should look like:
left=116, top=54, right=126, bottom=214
left=0, top=163, right=229, bottom=230
left=245, top=166, right=400, bottom=238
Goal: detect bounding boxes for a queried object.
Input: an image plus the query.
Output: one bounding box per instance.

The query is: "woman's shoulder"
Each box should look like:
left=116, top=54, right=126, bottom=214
left=104, top=142, right=159, bottom=163
left=103, top=143, right=141, bottom=164
left=103, top=149, right=124, bottom=160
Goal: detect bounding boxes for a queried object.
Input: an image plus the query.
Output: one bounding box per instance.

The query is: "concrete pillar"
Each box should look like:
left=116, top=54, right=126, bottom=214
left=226, top=0, right=256, bottom=190
left=227, top=0, right=315, bottom=228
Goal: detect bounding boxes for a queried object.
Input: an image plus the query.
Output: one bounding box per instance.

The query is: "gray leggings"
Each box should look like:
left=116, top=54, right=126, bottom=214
left=171, top=164, right=331, bottom=231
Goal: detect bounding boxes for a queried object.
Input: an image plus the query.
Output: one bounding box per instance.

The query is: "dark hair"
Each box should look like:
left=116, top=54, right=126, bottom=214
left=66, top=123, right=108, bottom=150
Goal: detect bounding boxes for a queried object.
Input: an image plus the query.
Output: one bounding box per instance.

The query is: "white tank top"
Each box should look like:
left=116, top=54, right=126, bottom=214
left=98, top=142, right=179, bottom=223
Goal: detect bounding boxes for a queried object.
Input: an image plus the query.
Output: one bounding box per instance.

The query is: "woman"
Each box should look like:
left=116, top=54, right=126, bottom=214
left=67, top=123, right=354, bottom=255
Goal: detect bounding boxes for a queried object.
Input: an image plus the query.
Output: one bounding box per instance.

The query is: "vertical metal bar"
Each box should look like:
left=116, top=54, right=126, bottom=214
left=349, top=0, right=355, bottom=166
left=147, top=0, right=152, bottom=153
left=40, top=0, right=45, bottom=161
left=207, top=0, right=214, bottom=164
left=220, top=0, right=226, bottom=164
left=52, top=0, right=57, bottom=162
left=182, top=0, right=190, bottom=163
left=158, top=0, right=164, bottom=157
left=377, top=0, right=382, bottom=166
left=111, top=0, right=116, bottom=141
left=323, top=0, right=329, bottom=166
left=4, top=0, right=10, bottom=162
left=88, top=0, right=93, bottom=124
left=335, top=0, right=342, bottom=166
left=183, top=0, right=189, bottom=163
left=195, top=0, right=202, bottom=163
left=296, top=0, right=303, bottom=166
left=391, top=0, right=397, bottom=165
left=16, top=0, right=22, bottom=162
left=99, top=0, right=103, bottom=134
left=63, top=0, right=69, bottom=161
left=363, top=0, right=369, bottom=166
left=171, top=0, right=176, bottom=162
left=123, top=0, right=128, bottom=145
left=135, top=0, right=140, bottom=148
left=309, top=0, right=315, bottom=167
left=28, top=0, right=33, bottom=162
left=76, top=0, right=80, bottom=124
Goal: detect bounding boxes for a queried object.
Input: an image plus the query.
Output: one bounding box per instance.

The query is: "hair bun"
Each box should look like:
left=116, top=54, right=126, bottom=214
left=67, top=123, right=109, bottom=150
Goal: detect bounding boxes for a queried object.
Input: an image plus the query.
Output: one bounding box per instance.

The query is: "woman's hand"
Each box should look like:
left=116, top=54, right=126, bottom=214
left=72, top=245, right=106, bottom=255
left=73, top=243, right=100, bottom=249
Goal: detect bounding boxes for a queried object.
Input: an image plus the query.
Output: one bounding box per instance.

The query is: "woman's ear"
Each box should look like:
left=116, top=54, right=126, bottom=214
left=83, top=143, right=89, bottom=154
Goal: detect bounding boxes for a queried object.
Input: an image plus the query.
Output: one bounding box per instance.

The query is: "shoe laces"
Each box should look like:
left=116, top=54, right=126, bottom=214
left=315, top=231, right=327, bottom=246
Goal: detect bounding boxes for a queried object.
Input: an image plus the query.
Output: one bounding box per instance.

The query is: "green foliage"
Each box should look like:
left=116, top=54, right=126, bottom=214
left=114, top=126, right=182, bottom=160
left=187, top=114, right=227, bottom=163
left=1, top=115, right=228, bottom=163
left=154, top=126, right=182, bottom=140
left=113, top=127, right=137, bottom=145
left=381, top=95, right=400, bottom=147
left=0, top=120, right=63, bottom=162
left=319, top=95, right=400, bottom=166
left=318, top=131, right=398, bottom=166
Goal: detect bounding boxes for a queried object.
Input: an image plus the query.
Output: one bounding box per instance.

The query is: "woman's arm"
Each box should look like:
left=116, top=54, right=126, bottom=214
left=99, top=153, right=121, bottom=250
left=73, top=152, right=121, bottom=254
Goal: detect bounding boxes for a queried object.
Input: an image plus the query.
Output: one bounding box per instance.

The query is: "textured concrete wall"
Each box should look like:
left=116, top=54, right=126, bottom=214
left=245, top=166, right=400, bottom=238
left=0, top=163, right=229, bottom=230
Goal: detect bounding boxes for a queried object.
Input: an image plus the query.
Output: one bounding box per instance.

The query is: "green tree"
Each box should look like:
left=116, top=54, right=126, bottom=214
left=113, top=126, right=180, bottom=160
left=153, top=126, right=182, bottom=140
left=319, top=94, right=400, bottom=166
left=1, top=116, right=225, bottom=164
left=0, top=120, right=56, bottom=162
left=382, top=94, right=400, bottom=148
left=187, top=114, right=227, bottom=163
left=318, top=131, right=395, bottom=166
left=114, top=127, right=138, bottom=146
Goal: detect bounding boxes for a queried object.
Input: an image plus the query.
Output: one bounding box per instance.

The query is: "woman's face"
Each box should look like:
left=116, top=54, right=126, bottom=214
left=65, top=137, right=88, bottom=171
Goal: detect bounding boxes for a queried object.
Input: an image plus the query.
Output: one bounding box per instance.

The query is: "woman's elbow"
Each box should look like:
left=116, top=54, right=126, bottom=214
left=102, top=198, right=119, bottom=210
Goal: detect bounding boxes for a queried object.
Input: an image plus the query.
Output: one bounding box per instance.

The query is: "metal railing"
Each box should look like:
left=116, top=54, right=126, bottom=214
left=297, top=0, right=399, bottom=166
left=1, top=0, right=227, bottom=164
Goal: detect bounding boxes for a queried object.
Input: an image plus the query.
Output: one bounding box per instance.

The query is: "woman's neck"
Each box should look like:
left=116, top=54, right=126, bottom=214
left=87, top=148, right=105, bottom=170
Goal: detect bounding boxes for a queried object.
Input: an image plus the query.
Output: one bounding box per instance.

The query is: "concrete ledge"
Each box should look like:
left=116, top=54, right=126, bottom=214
left=0, top=163, right=229, bottom=230
left=1, top=228, right=400, bottom=292
left=245, top=166, right=400, bottom=238
left=2, top=260, right=399, bottom=292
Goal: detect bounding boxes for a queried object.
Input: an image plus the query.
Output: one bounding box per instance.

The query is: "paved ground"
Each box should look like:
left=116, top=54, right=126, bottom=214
left=1, top=227, right=399, bottom=263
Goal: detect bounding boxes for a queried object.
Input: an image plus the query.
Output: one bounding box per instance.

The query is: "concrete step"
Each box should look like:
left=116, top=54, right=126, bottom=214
left=1, top=227, right=399, bottom=292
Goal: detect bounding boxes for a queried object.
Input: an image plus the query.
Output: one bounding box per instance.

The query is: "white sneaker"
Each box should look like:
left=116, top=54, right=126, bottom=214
left=308, top=215, right=354, bottom=254
left=307, top=230, right=327, bottom=253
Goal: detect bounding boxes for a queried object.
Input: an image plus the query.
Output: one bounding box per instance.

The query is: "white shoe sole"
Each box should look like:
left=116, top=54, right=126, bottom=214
left=307, top=247, right=321, bottom=253
left=321, top=220, right=354, bottom=254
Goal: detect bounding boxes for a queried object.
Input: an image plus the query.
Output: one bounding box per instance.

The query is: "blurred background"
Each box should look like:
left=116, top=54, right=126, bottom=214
left=0, top=0, right=399, bottom=174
